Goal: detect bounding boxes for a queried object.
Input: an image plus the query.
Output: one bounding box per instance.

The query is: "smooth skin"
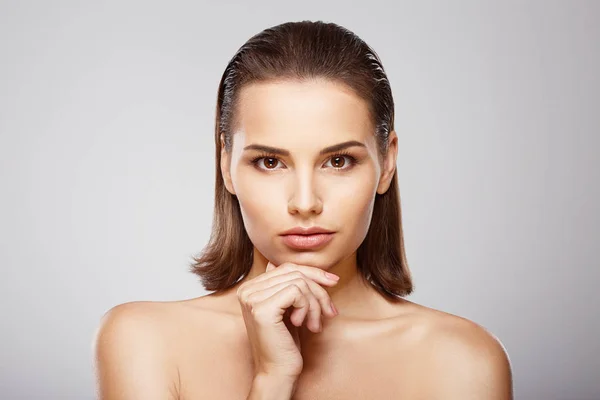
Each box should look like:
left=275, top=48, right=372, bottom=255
left=238, top=261, right=342, bottom=381
left=93, top=78, right=513, bottom=399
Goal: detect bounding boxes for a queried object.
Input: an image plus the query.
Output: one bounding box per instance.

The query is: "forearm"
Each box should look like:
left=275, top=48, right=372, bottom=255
left=246, top=374, right=298, bottom=400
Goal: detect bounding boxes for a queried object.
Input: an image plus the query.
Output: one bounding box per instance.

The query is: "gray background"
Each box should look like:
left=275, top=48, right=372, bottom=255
left=1, top=1, right=598, bottom=399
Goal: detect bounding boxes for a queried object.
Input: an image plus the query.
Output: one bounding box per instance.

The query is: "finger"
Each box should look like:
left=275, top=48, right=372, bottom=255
left=247, top=279, right=322, bottom=332
left=245, top=271, right=337, bottom=319
left=248, top=279, right=322, bottom=332
left=255, top=262, right=340, bottom=287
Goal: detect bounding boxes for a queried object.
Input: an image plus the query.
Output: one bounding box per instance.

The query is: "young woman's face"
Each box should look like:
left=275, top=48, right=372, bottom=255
left=221, top=79, right=397, bottom=269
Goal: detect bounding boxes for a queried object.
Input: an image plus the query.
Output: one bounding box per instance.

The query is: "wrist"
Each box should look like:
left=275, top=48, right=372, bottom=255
left=247, top=373, right=298, bottom=400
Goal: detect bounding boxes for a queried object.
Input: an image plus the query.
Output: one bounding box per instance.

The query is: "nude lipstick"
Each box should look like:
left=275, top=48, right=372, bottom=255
left=280, top=226, right=335, bottom=250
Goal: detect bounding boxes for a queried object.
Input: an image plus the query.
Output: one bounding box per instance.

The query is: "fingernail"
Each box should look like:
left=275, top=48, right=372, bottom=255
left=330, top=303, right=338, bottom=315
left=325, top=272, right=340, bottom=281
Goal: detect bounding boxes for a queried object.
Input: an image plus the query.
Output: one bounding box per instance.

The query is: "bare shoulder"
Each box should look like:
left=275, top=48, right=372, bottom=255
left=93, top=295, right=247, bottom=399
left=93, top=300, right=185, bottom=399
left=403, top=302, right=513, bottom=399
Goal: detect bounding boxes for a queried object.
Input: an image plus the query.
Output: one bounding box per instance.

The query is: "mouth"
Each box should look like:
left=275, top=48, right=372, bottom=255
left=280, top=233, right=335, bottom=250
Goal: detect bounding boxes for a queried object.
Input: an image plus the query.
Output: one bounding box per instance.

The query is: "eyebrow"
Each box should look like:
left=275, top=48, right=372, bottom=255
left=243, top=140, right=367, bottom=156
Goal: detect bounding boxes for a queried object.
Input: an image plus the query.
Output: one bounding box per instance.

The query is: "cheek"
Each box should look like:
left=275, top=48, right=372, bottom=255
left=330, top=176, right=377, bottom=242
left=232, top=170, right=283, bottom=243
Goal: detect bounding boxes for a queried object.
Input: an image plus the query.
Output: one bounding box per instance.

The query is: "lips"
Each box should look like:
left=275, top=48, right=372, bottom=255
left=279, top=226, right=336, bottom=250
left=280, top=226, right=334, bottom=236
left=281, top=232, right=335, bottom=250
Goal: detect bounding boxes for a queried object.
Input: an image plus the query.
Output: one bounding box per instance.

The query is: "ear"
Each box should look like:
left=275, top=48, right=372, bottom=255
left=376, top=130, right=398, bottom=195
left=220, top=133, right=236, bottom=195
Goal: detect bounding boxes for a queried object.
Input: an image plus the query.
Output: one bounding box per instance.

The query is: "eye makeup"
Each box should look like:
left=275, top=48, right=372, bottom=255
left=248, top=150, right=360, bottom=172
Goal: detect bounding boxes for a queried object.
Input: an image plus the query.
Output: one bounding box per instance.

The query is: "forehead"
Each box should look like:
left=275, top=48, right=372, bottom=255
left=234, top=79, right=375, bottom=145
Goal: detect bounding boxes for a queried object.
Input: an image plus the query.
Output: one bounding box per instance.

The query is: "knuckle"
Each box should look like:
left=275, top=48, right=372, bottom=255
left=250, top=305, right=263, bottom=318
left=236, top=284, right=247, bottom=298
left=288, top=283, right=303, bottom=295
left=314, top=290, right=329, bottom=303
left=289, top=283, right=302, bottom=294
left=292, top=278, right=308, bottom=289
left=245, top=292, right=258, bottom=306
left=290, top=271, right=304, bottom=280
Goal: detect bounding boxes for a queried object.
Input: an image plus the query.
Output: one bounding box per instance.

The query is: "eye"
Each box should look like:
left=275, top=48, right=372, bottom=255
left=324, top=153, right=358, bottom=170
left=250, top=152, right=359, bottom=172
left=256, top=156, right=281, bottom=170
left=248, top=154, right=283, bottom=170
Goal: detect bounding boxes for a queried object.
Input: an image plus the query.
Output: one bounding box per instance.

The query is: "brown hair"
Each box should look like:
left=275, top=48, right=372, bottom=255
left=189, top=20, right=413, bottom=300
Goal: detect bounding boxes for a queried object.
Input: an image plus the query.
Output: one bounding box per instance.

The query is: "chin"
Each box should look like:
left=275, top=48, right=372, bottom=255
left=276, top=251, right=335, bottom=268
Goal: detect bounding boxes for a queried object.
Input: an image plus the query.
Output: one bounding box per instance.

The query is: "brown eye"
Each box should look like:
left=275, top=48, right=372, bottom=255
left=331, top=156, right=345, bottom=168
left=263, top=158, right=278, bottom=169
left=324, top=154, right=358, bottom=171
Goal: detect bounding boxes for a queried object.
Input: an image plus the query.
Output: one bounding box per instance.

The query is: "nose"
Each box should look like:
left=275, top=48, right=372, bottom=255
left=287, top=169, right=323, bottom=216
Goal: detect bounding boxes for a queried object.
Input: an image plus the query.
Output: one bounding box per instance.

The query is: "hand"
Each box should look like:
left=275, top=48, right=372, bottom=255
left=237, top=261, right=340, bottom=380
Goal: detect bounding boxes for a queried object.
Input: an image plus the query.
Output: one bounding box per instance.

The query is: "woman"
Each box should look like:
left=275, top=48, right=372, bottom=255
left=93, top=20, right=513, bottom=399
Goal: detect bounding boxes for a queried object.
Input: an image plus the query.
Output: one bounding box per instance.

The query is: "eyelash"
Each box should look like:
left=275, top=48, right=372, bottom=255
left=250, top=151, right=359, bottom=172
